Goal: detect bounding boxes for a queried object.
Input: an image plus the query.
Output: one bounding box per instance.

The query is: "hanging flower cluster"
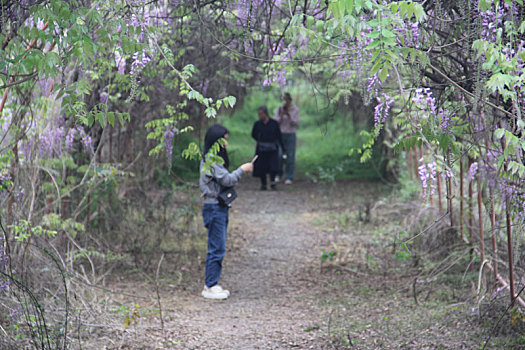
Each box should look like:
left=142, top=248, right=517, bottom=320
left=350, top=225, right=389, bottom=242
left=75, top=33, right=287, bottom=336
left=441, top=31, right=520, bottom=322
left=418, top=159, right=437, bottom=197
left=0, top=234, right=9, bottom=294
left=164, top=127, right=179, bottom=161
left=466, top=162, right=478, bottom=183
left=374, top=94, right=394, bottom=129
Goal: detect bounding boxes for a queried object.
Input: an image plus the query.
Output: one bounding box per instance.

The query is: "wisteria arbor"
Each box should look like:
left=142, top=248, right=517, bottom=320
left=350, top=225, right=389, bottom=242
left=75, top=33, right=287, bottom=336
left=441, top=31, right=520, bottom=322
left=1, top=0, right=525, bottom=346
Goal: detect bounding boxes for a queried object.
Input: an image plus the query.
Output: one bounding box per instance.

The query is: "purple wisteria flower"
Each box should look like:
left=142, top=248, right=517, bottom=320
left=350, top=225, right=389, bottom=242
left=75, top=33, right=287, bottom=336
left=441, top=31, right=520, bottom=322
left=39, top=126, right=65, bottom=157
left=164, top=127, right=178, bottom=160
left=80, top=131, right=94, bottom=154
left=409, top=21, right=420, bottom=45
left=418, top=159, right=437, bottom=197
left=130, top=50, right=152, bottom=76
left=412, top=88, right=436, bottom=114
left=367, top=74, right=381, bottom=99
left=262, top=41, right=298, bottom=88
left=491, top=286, right=505, bottom=299
left=0, top=173, right=11, bottom=187
left=374, top=94, right=394, bottom=128
left=99, top=89, right=108, bottom=105
left=263, top=68, right=287, bottom=88
left=15, top=186, right=24, bottom=202
left=10, top=308, right=23, bottom=320
left=439, top=109, right=453, bottom=134
left=466, top=162, right=478, bottom=183
left=37, top=77, right=53, bottom=95
left=0, top=234, right=9, bottom=295
left=115, top=51, right=126, bottom=75
left=0, top=280, right=9, bottom=293
left=65, top=127, right=94, bottom=153
left=1, top=108, right=12, bottom=134
left=65, top=128, right=78, bottom=150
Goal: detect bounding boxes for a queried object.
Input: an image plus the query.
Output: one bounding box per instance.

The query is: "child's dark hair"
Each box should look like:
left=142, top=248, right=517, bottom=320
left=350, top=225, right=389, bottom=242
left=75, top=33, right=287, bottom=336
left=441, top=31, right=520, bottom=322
left=203, top=124, right=230, bottom=168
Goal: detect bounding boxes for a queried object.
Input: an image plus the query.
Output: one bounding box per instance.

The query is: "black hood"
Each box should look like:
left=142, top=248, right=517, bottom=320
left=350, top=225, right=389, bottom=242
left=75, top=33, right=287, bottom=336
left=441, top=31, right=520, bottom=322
left=203, top=124, right=229, bottom=169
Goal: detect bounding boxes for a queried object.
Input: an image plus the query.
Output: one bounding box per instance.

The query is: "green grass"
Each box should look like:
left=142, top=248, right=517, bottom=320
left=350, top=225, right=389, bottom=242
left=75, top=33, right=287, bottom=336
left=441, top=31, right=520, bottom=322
left=218, top=86, right=384, bottom=180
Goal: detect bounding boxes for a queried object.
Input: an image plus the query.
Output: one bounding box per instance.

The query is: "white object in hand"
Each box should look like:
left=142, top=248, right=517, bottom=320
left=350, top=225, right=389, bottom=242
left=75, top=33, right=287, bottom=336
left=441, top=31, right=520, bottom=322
left=282, top=154, right=288, bottom=160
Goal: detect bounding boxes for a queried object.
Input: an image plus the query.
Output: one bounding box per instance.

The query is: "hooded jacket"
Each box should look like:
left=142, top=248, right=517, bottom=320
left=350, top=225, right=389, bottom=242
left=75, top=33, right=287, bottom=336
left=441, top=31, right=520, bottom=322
left=199, top=162, right=244, bottom=204
left=199, top=124, right=244, bottom=204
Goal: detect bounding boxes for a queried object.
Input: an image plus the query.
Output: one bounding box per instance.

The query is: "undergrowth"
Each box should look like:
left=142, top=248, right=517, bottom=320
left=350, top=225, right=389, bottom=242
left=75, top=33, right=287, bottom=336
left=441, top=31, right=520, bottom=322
left=312, top=180, right=525, bottom=349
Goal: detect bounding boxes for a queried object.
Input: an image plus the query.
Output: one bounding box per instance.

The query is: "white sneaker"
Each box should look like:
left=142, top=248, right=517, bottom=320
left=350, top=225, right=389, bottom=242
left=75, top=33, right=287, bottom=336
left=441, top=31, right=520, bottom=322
left=275, top=176, right=281, bottom=183
left=285, top=179, right=293, bottom=185
left=202, top=285, right=230, bottom=299
left=213, top=285, right=230, bottom=297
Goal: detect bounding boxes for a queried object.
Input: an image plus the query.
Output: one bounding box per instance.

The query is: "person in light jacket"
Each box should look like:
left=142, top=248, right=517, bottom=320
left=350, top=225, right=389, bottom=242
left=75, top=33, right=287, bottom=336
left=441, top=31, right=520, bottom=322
left=274, top=92, right=299, bottom=184
left=199, top=124, right=253, bottom=299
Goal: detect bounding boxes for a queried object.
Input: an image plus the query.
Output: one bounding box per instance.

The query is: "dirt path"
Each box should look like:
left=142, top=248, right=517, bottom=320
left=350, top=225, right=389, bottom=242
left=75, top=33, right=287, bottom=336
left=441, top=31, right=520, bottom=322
left=165, top=180, right=332, bottom=349
left=88, top=179, right=501, bottom=349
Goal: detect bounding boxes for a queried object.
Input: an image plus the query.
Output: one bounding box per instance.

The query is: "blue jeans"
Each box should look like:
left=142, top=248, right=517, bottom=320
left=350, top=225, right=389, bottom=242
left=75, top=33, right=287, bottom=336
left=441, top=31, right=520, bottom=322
left=202, top=204, right=229, bottom=288
left=280, top=133, right=296, bottom=180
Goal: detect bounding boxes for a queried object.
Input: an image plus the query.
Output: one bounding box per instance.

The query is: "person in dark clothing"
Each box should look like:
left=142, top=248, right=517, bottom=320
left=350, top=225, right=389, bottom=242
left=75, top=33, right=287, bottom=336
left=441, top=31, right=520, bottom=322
left=251, top=106, right=285, bottom=191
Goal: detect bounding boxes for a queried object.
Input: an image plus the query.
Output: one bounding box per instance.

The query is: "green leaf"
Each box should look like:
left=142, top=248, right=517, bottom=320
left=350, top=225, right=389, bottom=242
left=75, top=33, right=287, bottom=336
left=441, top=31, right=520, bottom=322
left=118, top=112, right=130, bottom=127
left=487, top=73, right=514, bottom=93
left=329, top=1, right=346, bottom=19
left=107, top=112, right=115, bottom=127
left=345, top=0, right=354, bottom=14
left=365, top=40, right=381, bottom=50
left=413, top=3, right=427, bottom=21
left=355, top=0, right=362, bottom=12
left=478, top=0, right=492, bottom=11
left=517, top=119, right=525, bottom=132
left=60, top=6, right=71, bottom=21
left=45, top=51, right=60, bottom=71
left=370, top=60, right=383, bottom=75
left=381, top=29, right=396, bottom=38
left=225, top=96, right=237, bottom=108
left=367, top=30, right=380, bottom=39
left=306, top=15, right=314, bottom=30
left=205, top=107, right=217, bottom=119
left=494, top=128, right=505, bottom=139
left=316, top=20, right=324, bottom=33
left=379, top=67, right=388, bottom=82
left=187, top=90, right=203, bottom=102
left=96, top=111, right=106, bottom=127
left=519, top=20, right=525, bottom=33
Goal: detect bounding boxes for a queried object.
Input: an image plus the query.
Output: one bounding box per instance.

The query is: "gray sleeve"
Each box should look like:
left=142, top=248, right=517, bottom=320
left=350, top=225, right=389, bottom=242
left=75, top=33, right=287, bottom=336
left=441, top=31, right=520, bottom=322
left=211, top=164, right=244, bottom=187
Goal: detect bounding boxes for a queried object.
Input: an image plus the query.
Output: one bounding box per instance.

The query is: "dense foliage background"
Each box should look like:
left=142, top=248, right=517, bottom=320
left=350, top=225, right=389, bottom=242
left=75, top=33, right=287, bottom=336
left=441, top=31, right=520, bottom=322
left=1, top=0, right=525, bottom=347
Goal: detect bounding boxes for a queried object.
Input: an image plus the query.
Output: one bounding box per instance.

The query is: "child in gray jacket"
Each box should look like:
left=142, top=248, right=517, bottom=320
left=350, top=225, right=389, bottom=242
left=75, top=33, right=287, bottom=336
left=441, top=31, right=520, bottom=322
left=199, top=124, right=253, bottom=299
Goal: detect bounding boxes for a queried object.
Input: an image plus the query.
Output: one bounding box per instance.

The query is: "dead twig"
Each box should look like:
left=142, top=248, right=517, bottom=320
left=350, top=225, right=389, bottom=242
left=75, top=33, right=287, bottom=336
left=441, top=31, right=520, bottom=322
left=413, top=278, right=419, bottom=305
left=154, top=253, right=165, bottom=339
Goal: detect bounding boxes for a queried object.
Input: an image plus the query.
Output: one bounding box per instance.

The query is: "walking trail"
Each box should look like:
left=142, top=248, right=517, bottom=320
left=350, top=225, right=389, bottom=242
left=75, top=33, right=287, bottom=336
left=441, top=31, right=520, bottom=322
left=165, top=180, right=335, bottom=349
left=94, top=180, right=484, bottom=349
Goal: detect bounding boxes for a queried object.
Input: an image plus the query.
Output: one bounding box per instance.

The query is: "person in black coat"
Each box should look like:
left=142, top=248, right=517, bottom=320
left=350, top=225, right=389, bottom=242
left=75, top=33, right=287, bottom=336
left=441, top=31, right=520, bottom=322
left=251, top=106, right=285, bottom=190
